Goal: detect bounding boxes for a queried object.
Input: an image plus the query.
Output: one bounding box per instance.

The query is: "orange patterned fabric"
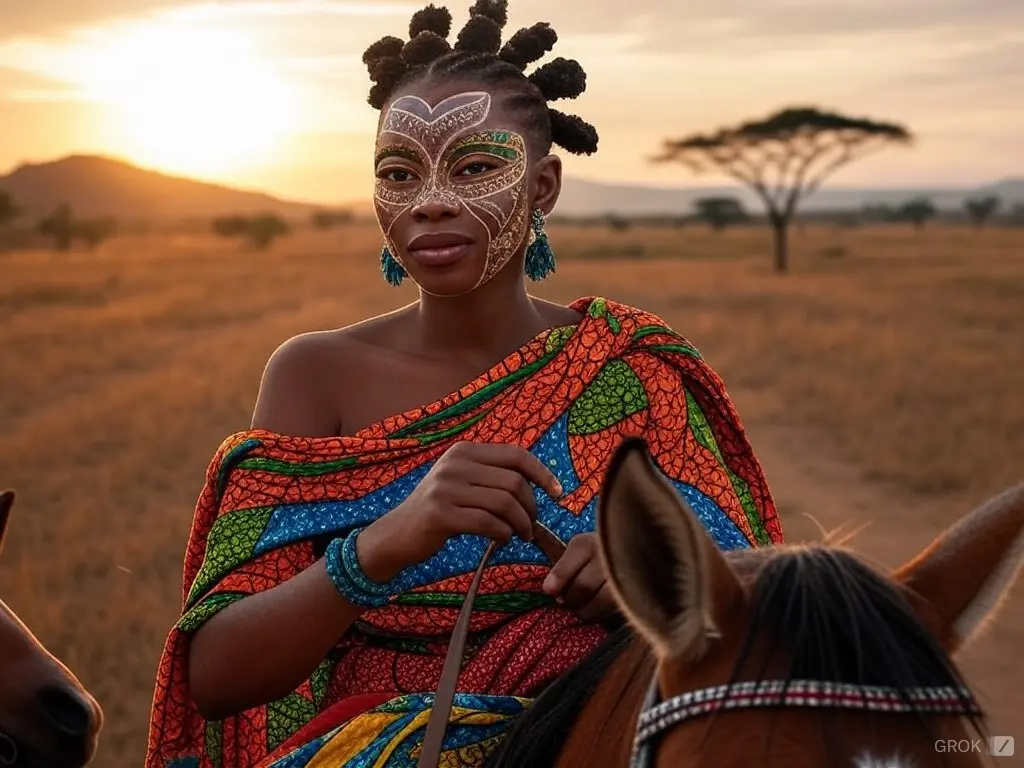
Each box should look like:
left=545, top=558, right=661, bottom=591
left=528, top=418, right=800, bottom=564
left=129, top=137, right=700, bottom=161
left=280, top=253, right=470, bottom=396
left=145, top=297, right=782, bottom=768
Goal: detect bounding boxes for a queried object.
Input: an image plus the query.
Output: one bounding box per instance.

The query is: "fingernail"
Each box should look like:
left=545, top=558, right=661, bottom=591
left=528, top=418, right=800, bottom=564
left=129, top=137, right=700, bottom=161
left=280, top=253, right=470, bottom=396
left=553, top=481, right=564, bottom=497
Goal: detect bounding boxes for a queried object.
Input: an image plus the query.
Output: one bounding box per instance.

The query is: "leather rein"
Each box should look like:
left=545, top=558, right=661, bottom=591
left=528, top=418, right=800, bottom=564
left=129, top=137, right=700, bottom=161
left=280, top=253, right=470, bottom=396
left=416, top=523, right=566, bottom=768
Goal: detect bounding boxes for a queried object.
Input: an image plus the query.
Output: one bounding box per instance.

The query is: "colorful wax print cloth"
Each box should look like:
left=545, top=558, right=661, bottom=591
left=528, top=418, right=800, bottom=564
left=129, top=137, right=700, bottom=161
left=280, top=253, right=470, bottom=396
left=145, top=297, right=783, bottom=768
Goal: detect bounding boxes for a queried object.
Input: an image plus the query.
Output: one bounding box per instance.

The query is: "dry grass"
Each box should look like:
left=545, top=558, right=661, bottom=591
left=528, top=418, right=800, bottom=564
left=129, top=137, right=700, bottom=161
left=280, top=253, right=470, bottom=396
left=1, top=222, right=1022, bottom=765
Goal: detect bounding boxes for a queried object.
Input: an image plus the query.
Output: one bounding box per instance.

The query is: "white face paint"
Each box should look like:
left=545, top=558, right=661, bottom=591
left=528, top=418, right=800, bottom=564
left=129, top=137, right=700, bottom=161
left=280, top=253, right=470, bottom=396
left=373, top=91, right=531, bottom=296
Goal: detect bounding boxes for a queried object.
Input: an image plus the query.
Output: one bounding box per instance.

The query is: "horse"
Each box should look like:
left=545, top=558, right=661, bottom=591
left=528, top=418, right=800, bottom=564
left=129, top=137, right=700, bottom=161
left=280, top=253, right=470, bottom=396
left=0, top=490, right=103, bottom=766
left=487, top=438, right=1024, bottom=767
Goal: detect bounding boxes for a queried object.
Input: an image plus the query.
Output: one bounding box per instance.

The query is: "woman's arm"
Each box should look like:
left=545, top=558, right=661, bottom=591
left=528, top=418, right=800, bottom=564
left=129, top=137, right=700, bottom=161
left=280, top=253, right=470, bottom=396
left=187, top=531, right=408, bottom=719
left=188, top=334, right=408, bottom=719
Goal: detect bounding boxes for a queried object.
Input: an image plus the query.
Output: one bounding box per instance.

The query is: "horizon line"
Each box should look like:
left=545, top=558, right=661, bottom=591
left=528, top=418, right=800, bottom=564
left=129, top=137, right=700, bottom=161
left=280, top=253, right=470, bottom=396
left=1, top=152, right=1020, bottom=208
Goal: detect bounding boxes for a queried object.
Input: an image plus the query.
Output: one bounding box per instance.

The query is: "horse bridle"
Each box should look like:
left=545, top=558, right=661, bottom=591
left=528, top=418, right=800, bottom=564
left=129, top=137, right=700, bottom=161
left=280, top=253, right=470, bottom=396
left=629, top=675, right=983, bottom=767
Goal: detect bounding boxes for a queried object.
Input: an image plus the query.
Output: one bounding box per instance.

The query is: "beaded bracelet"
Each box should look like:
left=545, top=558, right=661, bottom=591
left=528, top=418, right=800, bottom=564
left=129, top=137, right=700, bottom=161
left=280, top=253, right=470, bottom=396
left=324, top=528, right=393, bottom=608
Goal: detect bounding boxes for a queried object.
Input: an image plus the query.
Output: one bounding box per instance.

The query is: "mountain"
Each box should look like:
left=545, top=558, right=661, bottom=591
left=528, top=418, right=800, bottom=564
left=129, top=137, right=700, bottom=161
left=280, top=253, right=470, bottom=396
left=0, top=155, right=324, bottom=221
left=1, top=154, right=1021, bottom=222
left=554, top=176, right=1024, bottom=217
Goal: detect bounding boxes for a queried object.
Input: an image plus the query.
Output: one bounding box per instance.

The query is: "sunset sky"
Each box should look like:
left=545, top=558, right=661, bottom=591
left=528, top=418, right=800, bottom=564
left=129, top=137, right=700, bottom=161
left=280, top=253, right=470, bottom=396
left=0, top=0, right=1021, bottom=204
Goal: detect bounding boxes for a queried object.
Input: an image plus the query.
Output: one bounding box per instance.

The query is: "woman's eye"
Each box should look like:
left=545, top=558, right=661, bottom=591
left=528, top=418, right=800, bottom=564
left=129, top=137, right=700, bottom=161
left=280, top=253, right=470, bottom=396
left=456, top=161, right=499, bottom=177
left=380, top=168, right=417, bottom=182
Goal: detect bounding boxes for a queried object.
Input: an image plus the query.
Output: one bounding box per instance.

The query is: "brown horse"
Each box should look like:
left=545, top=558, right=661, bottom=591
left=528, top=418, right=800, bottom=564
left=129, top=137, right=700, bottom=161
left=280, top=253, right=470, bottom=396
left=488, top=438, right=1023, bottom=767
left=0, top=491, right=103, bottom=766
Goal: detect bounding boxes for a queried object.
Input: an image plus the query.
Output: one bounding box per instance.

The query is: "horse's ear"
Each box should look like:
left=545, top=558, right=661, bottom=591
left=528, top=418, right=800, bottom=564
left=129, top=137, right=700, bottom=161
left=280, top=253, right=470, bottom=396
left=0, top=490, right=14, bottom=555
left=597, top=438, right=742, bottom=661
left=893, top=483, right=1024, bottom=654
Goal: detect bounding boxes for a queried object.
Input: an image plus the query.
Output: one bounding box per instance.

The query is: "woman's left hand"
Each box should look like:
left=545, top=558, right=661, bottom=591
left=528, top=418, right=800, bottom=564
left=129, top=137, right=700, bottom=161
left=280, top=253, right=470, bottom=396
left=541, top=533, right=618, bottom=621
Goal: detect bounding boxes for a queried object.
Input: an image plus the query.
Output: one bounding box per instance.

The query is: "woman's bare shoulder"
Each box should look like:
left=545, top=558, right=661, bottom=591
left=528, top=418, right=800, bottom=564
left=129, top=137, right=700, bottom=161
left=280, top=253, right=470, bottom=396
left=250, top=311, right=411, bottom=436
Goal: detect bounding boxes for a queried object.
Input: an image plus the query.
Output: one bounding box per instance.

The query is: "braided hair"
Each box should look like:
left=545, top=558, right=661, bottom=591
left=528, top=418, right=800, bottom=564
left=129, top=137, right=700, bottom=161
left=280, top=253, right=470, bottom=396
left=361, top=0, right=599, bottom=156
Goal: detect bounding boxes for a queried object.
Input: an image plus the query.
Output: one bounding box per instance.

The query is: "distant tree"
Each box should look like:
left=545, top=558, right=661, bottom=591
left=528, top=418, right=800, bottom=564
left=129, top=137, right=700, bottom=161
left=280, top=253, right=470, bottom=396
left=861, top=203, right=899, bottom=223
left=212, top=215, right=250, bottom=238
left=74, top=218, right=118, bottom=250
left=311, top=209, right=354, bottom=230
left=38, top=204, right=75, bottom=251
left=898, top=197, right=937, bottom=230
left=247, top=214, right=291, bottom=250
left=654, top=107, right=912, bottom=272
left=0, top=192, right=17, bottom=229
left=605, top=214, right=631, bottom=231
left=694, top=196, right=748, bottom=231
left=963, top=195, right=1000, bottom=229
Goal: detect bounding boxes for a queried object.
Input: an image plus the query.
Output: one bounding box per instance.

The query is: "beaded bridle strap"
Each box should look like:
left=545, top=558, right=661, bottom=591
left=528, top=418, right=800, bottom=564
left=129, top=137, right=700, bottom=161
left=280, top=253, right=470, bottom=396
left=631, top=677, right=982, bottom=767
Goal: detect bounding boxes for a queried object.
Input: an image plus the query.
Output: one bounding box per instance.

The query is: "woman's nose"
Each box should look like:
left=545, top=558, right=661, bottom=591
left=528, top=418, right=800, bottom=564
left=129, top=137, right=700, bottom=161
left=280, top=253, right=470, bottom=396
left=411, top=189, right=461, bottom=221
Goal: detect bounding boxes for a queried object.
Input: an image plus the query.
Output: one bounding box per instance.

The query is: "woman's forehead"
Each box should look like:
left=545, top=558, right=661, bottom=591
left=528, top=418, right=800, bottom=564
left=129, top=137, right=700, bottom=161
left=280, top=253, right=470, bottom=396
left=376, top=86, right=522, bottom=149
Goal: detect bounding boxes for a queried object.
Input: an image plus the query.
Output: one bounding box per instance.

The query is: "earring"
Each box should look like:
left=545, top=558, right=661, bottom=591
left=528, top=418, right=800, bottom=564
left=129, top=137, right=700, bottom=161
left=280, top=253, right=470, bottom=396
left=524, top=208, right=556, bottom=281
left=380, top=245, right=406, bottom=287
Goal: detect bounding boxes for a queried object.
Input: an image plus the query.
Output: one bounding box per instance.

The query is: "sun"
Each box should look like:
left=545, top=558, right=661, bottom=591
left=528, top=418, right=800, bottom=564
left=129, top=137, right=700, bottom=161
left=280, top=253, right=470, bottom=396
left=77, top=24, right=301, bottom=178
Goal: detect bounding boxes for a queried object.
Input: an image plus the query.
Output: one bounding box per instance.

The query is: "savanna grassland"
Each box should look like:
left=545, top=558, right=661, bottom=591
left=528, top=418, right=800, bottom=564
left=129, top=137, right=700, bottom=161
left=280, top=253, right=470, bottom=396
left=2, top=222, right=1023, bottom=766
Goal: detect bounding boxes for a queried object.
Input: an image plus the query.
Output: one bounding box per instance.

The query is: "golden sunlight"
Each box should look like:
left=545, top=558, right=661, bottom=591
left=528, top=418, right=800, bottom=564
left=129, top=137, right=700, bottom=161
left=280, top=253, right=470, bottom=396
left=77, top=23, right=301, bottom=178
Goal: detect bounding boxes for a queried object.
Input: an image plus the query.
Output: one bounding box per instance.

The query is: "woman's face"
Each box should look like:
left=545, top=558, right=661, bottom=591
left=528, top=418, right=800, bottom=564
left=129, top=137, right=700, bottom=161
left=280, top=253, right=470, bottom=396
left=373, top=79, right=537, bottom=297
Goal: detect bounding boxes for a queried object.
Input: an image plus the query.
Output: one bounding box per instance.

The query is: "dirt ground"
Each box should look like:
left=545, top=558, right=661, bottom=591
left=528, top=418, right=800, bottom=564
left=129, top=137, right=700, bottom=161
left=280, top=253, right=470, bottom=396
left=1, top=222, right=1021, bottom=765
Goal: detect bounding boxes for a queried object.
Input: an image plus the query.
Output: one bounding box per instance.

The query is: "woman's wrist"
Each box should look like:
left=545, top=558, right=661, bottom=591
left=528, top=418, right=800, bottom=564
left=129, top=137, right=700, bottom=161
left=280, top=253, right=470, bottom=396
left=324, top=526, right=403, bottom=608
left=356, top=516, right=409, bottom=583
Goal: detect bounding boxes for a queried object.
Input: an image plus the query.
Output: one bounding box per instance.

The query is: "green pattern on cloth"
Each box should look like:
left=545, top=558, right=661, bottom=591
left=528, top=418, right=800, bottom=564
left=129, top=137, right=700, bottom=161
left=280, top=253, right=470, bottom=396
left=204, top=722, right=222, bottom=768
left=268, top=694, right=318, bottom=752
left=685, top=390, right=770, bottom=545
left=236, top=456, right=359, bottom=475
left=568, top=360, right=648, bottom=435
left=177, top=592, right=245, bottom=633
left=185, top=507, right=275, bottom=607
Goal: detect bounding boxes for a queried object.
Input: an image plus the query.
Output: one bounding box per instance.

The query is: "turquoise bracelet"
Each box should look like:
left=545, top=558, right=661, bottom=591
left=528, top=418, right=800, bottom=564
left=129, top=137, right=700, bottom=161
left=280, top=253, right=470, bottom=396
left=324, top=528, right=392, bottom=608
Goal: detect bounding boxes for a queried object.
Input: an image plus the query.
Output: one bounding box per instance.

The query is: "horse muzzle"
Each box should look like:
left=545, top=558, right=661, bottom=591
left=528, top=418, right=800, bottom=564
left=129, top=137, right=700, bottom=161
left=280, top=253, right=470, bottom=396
left=0, top=683, right=101, bottom=767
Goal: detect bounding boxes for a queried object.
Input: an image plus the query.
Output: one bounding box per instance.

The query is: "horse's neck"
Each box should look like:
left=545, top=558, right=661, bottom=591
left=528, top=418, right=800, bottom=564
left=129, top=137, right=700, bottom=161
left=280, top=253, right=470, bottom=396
left=555, top=637, right=655, bottom=768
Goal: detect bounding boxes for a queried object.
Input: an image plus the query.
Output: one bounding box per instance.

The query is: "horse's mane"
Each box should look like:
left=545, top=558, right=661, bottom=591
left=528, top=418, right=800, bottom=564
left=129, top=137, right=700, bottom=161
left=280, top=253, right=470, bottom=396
left=486, top=546, right=985, bottom=766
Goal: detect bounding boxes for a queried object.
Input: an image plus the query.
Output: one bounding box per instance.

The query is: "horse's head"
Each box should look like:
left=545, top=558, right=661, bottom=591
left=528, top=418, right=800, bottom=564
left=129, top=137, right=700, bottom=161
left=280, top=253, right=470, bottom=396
left=0, top=490, right=103, bottom=766
left=597, top=439, right=1023, bottom=768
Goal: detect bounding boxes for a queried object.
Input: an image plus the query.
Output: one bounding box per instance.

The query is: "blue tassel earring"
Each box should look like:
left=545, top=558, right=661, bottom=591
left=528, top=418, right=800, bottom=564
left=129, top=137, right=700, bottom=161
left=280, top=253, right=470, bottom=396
left=524, top=208, right=556, bottom=281
left=380, top=245, right=406, bottom=287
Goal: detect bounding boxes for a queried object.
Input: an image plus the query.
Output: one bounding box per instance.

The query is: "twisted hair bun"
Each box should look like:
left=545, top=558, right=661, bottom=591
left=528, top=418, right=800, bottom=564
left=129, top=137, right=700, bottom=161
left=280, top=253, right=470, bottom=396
left=469, top=0, right=508, bottom=28
left=362, top=36, right=404, bottom=72
left=529, top=57, right=586, bottom=100
left=550, top=109, right=599, bottom=155
left=499, top=22, right=556, bottom=70
left=409, top=4, right=452, bottom=38
left=362, top=2, right=600, bottom=156
left=403, top=31, right=452, bottom=67
left=454, top=14, right=503, bottom=53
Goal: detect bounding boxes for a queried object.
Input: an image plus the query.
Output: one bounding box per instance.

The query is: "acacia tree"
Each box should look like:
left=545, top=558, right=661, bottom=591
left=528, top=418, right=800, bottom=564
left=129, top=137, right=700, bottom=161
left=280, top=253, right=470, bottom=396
left=899, top=197, right=937, bottom=230
left=963, top=196, right=1000, bottom=229
left=654, top=107, right=912, bottom=272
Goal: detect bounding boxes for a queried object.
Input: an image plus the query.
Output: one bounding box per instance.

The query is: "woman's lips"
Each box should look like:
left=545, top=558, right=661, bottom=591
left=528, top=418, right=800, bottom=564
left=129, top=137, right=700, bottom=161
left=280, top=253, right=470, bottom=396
left=406, top=233, right=474, bottom=267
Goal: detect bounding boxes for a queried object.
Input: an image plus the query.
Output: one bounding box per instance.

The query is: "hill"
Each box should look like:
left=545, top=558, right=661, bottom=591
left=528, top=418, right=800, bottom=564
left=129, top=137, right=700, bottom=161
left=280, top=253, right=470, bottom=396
left=0, top=155, right=323, bottom=222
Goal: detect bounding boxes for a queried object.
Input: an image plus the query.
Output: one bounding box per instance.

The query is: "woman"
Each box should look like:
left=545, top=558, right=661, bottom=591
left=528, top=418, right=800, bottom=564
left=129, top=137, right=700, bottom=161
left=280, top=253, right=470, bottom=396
left=145, top=2, right=784, bottom=766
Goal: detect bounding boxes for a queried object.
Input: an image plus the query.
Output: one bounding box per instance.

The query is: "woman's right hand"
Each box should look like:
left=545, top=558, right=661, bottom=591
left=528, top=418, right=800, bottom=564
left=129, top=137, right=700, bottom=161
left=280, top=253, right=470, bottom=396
left=357, top=442, right=564, bottom=582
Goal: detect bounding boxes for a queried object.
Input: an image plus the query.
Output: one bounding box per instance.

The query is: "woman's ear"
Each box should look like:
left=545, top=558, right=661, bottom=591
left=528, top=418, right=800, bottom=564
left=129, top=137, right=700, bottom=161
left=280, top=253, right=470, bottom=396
left=532, top=154, right=562, bottom=216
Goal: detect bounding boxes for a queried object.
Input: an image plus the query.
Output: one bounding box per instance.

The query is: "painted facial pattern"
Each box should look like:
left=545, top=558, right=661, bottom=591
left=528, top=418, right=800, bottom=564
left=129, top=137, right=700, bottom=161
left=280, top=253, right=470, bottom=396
left=373, top=91, right=531, bottom=294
